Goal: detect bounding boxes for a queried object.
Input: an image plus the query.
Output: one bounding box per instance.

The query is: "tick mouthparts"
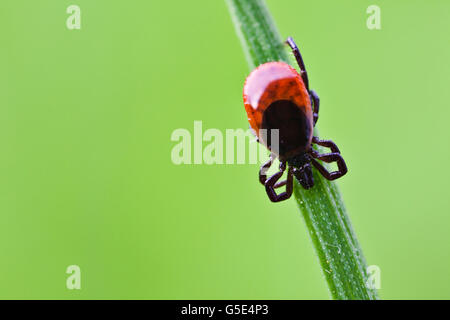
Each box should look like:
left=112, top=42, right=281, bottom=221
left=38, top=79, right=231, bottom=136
left=292, top=164, right=314, bottom=189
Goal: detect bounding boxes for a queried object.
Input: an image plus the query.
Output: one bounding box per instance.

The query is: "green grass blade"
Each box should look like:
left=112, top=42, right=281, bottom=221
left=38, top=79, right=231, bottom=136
left=225, top=0, right=379, bottom=300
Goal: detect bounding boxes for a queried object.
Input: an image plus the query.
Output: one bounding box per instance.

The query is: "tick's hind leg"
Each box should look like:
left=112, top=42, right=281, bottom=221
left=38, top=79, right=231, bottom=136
left=285, top=37, right=309, bottom=91
left=264, top=162, right=294, bottom=202
left=286, top=37, right=320, bottom=125
left=310, top=136, right=347, bottom=180
left=310, top=90, right=320, bottom=126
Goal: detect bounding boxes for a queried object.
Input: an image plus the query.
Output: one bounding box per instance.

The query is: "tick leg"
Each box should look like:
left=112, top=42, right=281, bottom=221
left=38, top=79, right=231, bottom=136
left=286, top=37, right=309, bottom=91
left=310, top=90, right=320, bottom=126
left=310, top=156, right=347, bottom=180
left=310, top=137, right=347, bottom=180
left=286, top=37, right=320, bottom=124
left=273, top=179, right=287, bottom=189
left=259, top=154, right=286, bottom=189
left=310, top=150, right=347, bottom=181
left=259, top=154, right=275, bottom=185
left=265, top=163, right=294, bottom=202
left=312, top=136, right=340, bottom=153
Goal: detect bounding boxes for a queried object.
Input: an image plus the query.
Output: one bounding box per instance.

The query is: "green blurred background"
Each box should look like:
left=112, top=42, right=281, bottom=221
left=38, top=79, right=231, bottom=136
left=1, top=0, right=449, bottom=299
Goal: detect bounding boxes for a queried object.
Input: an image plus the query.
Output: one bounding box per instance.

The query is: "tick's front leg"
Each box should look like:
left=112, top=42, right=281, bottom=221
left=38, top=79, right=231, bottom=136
left=265, top=162, right=293, bottom=202
left=259, top=154, right=275, bottom=185
left=309, top=137, right=347, bottom=180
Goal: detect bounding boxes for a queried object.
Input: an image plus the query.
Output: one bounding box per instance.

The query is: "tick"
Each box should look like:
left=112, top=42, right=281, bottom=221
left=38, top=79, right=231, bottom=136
left=243, top=37, right=347, bottom=202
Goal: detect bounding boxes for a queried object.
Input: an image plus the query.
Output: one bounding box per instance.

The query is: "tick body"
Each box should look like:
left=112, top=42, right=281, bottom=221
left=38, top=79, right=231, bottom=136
left=243, top=37, right=347, bottom=202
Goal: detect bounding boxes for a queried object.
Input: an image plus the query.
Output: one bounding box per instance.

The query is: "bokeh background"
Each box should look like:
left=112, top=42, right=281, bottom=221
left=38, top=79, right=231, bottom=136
left=1, top=0, right=449, bottom=299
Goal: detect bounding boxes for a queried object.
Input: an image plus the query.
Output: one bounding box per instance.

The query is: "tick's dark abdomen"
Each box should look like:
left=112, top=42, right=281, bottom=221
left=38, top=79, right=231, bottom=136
left=261, top=99, right=311, bottom=158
